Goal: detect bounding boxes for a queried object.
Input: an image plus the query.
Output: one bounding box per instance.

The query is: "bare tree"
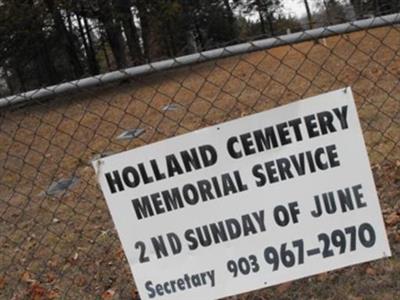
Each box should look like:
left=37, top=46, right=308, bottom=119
left=97, top=0, right=128, bottom=68
left=44, top=0, right=84, bottom=77
left=303, top=0, right=314, bottom=28
left=114, top=0, right=144, bottom=64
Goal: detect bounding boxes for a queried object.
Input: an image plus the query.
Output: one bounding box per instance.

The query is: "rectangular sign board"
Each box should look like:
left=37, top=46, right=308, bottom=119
left=94, top=88, right=391, bottom=300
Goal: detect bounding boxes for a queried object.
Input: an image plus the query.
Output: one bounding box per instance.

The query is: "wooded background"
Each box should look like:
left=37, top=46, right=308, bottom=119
left=1, top=0, right=399, bottom=97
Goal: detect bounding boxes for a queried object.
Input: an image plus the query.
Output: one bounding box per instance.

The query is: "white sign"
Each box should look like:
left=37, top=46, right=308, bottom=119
left=94, top=88, right=391, bottom=300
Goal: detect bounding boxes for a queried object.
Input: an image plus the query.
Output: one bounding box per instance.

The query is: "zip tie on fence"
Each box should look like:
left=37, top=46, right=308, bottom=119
left=1, top=13, right=400, bottom=108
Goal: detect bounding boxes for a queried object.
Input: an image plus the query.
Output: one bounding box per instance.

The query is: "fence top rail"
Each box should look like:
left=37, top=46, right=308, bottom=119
left=1, top=13, right=400, bottom=108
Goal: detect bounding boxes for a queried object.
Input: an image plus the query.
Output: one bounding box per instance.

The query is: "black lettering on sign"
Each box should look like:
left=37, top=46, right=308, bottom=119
left=254, top=127, right=279, bottom=152
left=252, top=145, right=341, bottom=187
left=304, top=114, right=319, bottom=138
left=333, top=106, right=349, bottom=129
left=276, top=122, right=291, bottom=145
left=123, top=166, right=141, bottom=188
left=104, top=144, right=218, bottom=193
left=241, top=132, right=256, bottom=155
left=252, top=164, right=266, bottom=187
left=317, top=111, right=335, bottom=134
left=182, top=184, right=199, bottom=205
left=131, top=170, right=248, bottom=220
left=227, top=136, right=242, bottom=159
left=326, top=144, right=340, bottom=167
left=288, top=118, right=303, bottom=141
left=265, top=161, right=279, bottom=183
left=105, top=170, right=124, bottom=193
left=135, top=241, right=150, bottom=263
left=290, top=152, right=305, bottom=175
left=150, top=159, right=166, bottom=180
left=199, top=144, right=217, bottom=167
left=166, top=154, right=184, bottom=177
left=185, top=210, right=266, bottom=251
left=138, top=163, right=154, bottom=184
left=150, top=233, right=182, bottom=259
left=132, top=196, right=154, bottom=220
left=311, top=184, right=367, bottom=218
left=180, top=148, right=201, bottom=171
left=273, top=202, right=300, bottom=226
left=162, top=188, right=184, bottom=211
left=316, top=223, right=376, bottom=258
left=275, top=158, right=294, bottom=180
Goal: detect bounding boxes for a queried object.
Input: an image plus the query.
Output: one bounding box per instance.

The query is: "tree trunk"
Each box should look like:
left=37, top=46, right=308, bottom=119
left=2, top=67, right=15, bottom=94
left=67, top=11, right=73, bottom=32
left=223, top=0, right=236, bottom=33
left=101, top=34, right=112, bottom=70
left=185, top=30, right=198, bottom=53
left=165, top=19, right=177, bottom=57
left=323, top=0, right=332, bottom=24
left=77, top=15, right=90, bottom=63
left=266, top=13, right=274, bottom=36
left=35, top=37, right=59, bottom=85
left=115, top=0, right=144, bottom=64
left=223, top=0, right=234, bottom=22
left=255, top=0, right=267, bottom=34
left=394, top=0, right=400, bottom=11
left=373, top=0, right=380, bottom=15
left=98, top=0, right=128, bottom=69
left=77, top=14, right=100, bottom=75
left=303, top=0, right=314, bottom=29
left=83, top=17, right=98, bottom=72
left=43, top=0, right=84, bottom=77
left=14, top=63, right=26, bottom=92
left=258, top=10, right=266, bottom=34
left=135, top=0, right=151, bottom=61
left=350, top=0, right=363, bottom=18
left=194, top=23, right=205, bottom=50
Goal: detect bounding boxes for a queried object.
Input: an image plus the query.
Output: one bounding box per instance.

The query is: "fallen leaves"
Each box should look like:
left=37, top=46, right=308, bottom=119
left=276, top=281, right=292, bottom=294
left=28, top=285, right=60, bottom=300
left=74, top=276, right=87, bottom=287
left=21, top=272, right=35, bottom=284
left=115, top=247, right=125, bottom=260
left=385, top=212, right=400, bottom=226
left=131, top=288, right=139, bottom=300
left=29, top=283, right=46, bottom=300
left=46, top=273, right=56, bottom=284
left=394, top=233, right=400, bottom=242
left=47, top=289, right=60, bottom=299
left=366, top=267, right=377, bottom=276
left=348, top=296, right=363, bottom=300
left=0, top=276, right=5, bottom=289
left=19, top=271, right=61, bottom=299
left=72, top=252, right=79, bottom=261
left=317, top=272, right=329, bottom=282
left=67, top=252, right=79, bottom=265
left=101, top=289, right=116, bottom=300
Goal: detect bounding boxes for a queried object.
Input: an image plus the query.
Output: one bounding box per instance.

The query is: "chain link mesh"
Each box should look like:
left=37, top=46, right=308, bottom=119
left=1, top=17, right=400, bottom=299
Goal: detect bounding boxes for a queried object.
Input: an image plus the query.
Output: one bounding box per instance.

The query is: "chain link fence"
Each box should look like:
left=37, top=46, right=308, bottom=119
left=1, top=14, right=400, bottom=300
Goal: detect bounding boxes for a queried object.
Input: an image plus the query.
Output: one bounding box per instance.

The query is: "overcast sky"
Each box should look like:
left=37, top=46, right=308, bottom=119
left=237, top=0, right=321, bottom=21
left=283, top=0, right=319, bottom=18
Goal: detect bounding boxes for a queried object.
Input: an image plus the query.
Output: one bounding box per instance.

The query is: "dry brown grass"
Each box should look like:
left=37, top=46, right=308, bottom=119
left=0, top=25, right=399, bottom=299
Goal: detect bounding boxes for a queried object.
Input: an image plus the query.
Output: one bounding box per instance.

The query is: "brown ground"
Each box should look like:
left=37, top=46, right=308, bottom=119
left=0, top=25, right=399, bottom=299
